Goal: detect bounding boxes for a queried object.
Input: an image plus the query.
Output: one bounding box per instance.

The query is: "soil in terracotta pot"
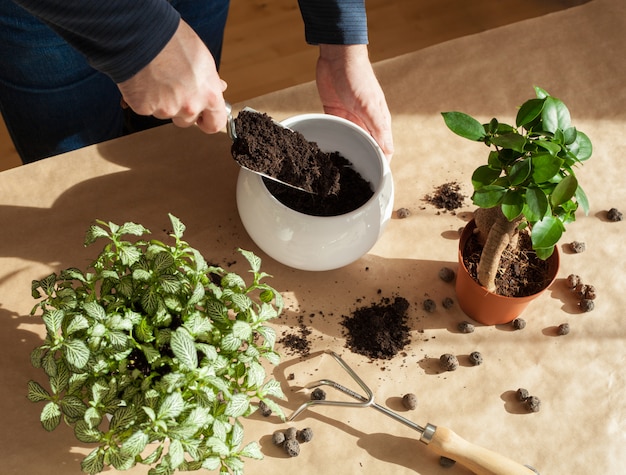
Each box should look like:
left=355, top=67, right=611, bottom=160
left=463, top=230, right=552, bottom=297
left=232, top=110, right=373, bottom=217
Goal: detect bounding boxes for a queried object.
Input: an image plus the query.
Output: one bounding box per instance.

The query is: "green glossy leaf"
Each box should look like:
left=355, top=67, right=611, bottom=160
left=531, top=216, right=564, bottom=249
left=516, top=98, right=544, bottom=128
left=472, top=185, right=506, bottom=208
left=535, top=246, right=555, bottom=260
left=171, top=327, right=198, bottom=370
left=441, top=111, right=486, bottom=140
left=532, top=153, right=563, bottom=183
left=535, top=139, right=562, bottom=156
left=501, top=190, right=524, bottom=221
left=490, top=133, right=526, bottom=153
left=508, top=157, right=532, bottom=185
left=541, top=96, right=571, bottom=133
left=523, top=188, right=549, bottom=222
left=569, top=130, right=592, bottom=161
left=471, top=165, right=501, bottom=188
left=551, top=174, right=578, bottom=207
left=575, top=185, right=590, bottom=215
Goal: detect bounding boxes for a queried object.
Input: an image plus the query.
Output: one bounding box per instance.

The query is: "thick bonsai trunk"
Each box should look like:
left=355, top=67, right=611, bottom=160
left=474, top=207, right=521, bottom=293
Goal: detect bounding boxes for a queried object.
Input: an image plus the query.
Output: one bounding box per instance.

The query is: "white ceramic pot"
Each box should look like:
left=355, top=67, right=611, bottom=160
left=236, top=113, right=394, bottom=271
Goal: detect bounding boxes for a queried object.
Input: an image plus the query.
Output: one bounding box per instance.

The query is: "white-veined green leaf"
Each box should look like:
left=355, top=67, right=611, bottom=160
left=157, top=391, right=185, bottom=420
left=261, top=379, right=285, bottom=399
left=232, top=320, right=252, bottom=340
left=66, top=314, right=89, bottom=335
left=60, top=395, right=87, bottom=418
left=133, top=268, right=152, bottom=282
left=27, top=380, right=50, bottom=402
left=246, top=361, right=265, bottom=389
left=225, top=393, right=249, bottom=418
left=220, top=333, right=242, bottom=352
left=84, top=224, right=109, bottom=246
left=81, top=447, right=105, bottom=475
left=74, top=420, right=103, bottom=443
left=43, top=309, right=64, bottom=335
left=238, top=248, right=262, bottom=273
left=83, top=301, right=106, bottom=321
left=171, top=327, right=198, bottom=370
left=168, top=438, right=185, bottom=469
left=63, top=339, right=89, bottom=368
left=118, top=244, right=142, bottom=267
left=201, top=456, right=221, bottom=471
left=118, top=221, right=148, bottom=236
left=40, top=401, right=61, bottom=431
left=239, top=441, right=263, bottom=460
left=206, top=436, right=230, bottom=457
left=168, top=214, right=186, bottom=239
left=231, top=420, right=244, bottom=448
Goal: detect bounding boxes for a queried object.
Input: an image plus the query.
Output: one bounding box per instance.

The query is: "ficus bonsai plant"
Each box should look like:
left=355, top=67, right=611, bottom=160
left=27, top=214, right=285, bottom=475
left=442, top=86, right=592, bottom=294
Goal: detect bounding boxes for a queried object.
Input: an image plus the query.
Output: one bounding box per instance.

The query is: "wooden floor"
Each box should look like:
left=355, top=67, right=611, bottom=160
left=0, top=0, right=586, bottom=172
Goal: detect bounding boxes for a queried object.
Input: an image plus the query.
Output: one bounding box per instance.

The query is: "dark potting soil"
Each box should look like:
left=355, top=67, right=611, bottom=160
left=341, top=296, right=411, bottom=360
left=424, top=181, right=465, bottom=212
left=232, top=109, right=373, bottom=217
left=463, top=230, right=552, bottom=297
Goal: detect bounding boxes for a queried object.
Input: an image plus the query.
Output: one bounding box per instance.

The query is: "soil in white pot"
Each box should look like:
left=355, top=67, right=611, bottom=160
left=232, top=110, right=373, bottom=216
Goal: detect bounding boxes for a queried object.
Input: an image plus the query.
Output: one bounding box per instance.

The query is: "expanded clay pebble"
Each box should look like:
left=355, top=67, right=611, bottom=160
left=557, top=323, right=570, bottom=335
left=457, top=321, right=475, bottom=333
left=516, top=388, right=530, bottom=402
left=272, top=431, right=286, bottom=446
left=439, top=456, right=456, bottom=468
left=579, top=299, right=595, bottom=312
left=297, top=427, right=314, bottom=443
left=525, top=396, right=541, bottom=413
left=584, top=284, right=597, bottom=300
left=438, top=267, right=455, bottom=283
left=396, top=207, right=411, bottom=219
left=512, top=318, right=526, bottom=330
left=442, top=297, right=454, bottom=309
left=439, top=354, right=459, bottom=371
left=284, top=427, right=298, bottom=441
left=566, top=274, right=581, bottom=289
left=569, top=241, right=586, bottom=253
left=607, top=207, right=623, bottom=221
left=402, top=393, right=418, bottom=410
left=423, top=299, right=436, bottom=313
left=258, top=400, right=272, bottom=417
left=283, top=438, right=300, bottom=457
left=311, top=388, right=326, bottom=400
left=469, top=351, right=483, bottom=366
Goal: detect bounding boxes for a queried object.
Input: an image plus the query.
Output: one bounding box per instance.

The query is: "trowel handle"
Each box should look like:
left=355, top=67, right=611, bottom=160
left=422, top=424, right=536, bottom=475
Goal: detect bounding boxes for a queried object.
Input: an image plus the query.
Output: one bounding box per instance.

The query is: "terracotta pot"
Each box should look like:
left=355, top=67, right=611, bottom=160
left=455, top=220, right=559, bottom=325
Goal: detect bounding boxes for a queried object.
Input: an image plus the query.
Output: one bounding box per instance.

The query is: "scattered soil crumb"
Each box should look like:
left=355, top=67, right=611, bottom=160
left=424, top=182, right=465, bottom=212
left=341, top=296, right=411, bottom=360
left=311, top=388, right=326, bottom=401
left=279, top=318, right=312, bottom=356
left=607, top=208, right=623, bottom=221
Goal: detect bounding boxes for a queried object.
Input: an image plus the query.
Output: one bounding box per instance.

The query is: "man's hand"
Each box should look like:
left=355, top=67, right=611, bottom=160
left=118, top=19, right=227, bottom=134
left=316, top=44, right=394, bottom=160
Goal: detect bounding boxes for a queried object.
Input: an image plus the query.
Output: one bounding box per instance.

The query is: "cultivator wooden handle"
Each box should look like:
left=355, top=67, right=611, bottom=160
left=420, top=424, right=536, bottom=475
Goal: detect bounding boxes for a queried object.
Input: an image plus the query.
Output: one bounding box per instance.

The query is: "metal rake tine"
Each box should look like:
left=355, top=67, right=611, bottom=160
left=288, top=351, right=375, bottom=421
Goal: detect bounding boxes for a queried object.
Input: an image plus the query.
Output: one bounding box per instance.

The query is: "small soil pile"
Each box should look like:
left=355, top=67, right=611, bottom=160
left=424, top=182, right=465, bottom=211
left=232, top=110, right=340, bottom=196
left=463, top=230, right=552, bottom=297
left=341, top=296, right=410, bottom=360
left=232, top=110, right=374, bottom=217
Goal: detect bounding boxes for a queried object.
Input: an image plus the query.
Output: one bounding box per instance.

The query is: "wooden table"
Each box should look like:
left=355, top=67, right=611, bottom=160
left=1, top=1, right=624, bottom=473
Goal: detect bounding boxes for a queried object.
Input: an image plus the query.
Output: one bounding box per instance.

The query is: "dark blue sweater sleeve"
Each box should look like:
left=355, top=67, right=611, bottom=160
left=297, top=0, right=368, bottom=45
left=11, top=0, right=180, bottom=83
